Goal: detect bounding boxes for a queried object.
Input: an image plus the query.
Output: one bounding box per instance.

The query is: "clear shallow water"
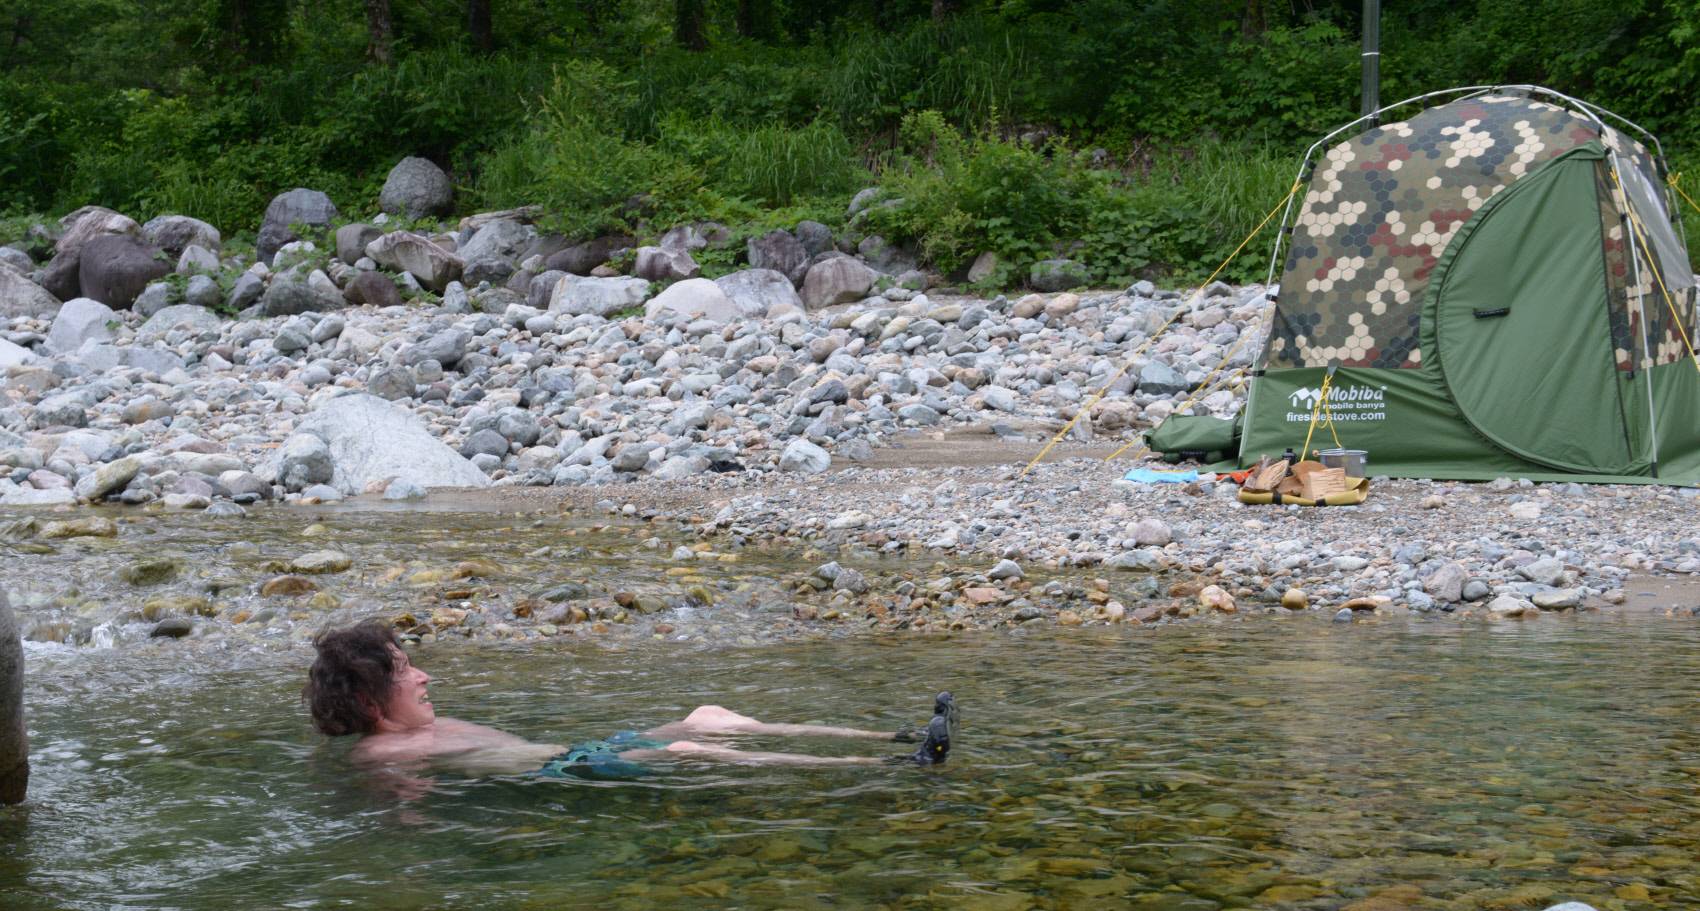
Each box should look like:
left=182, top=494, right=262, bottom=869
left=5, top=618, right=1700, bottom=910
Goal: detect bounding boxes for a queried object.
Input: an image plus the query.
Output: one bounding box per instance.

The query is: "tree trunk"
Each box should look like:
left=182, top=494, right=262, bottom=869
left=578, top=0, right=603, bottom=36
left=931, top=0, right=959, bottom=25
left=1242, top=0, right=1265, bottom=40
left=675, top=0, right=708, bottom=50
left=735, top=0, right=753, bottom=38
left=365, top=0, right=393, bottom=65
left=5, top=14, right=29, bottom=66
left=220, top=0, right=285, bottom=66
left=0, top=589, right=27, bottom=806
left=468, top=0, right=493, bottom=53
left=735, top=0, right=773, bottom=40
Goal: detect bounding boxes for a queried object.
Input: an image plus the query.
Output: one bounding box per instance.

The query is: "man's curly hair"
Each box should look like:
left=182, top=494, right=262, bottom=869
left=303, top=621, right=402, bottom=736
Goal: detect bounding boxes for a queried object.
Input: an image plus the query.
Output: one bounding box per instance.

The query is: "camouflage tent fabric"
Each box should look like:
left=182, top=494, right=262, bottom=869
left=1267, top=93, right=1693, bottom=372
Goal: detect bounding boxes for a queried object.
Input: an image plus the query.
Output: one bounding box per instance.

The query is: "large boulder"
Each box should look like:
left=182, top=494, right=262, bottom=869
left=779, top=439, right=832, bottom=474
left=78, top=234, right=170, bottom=308
left=56, top=206, right=138, bottom=255
left=365, top=232, right=464, bottom=293
left=400, top=327, right=470, bottom=369
left=378, top=156, right=453, bottom=218
left=458, top=219, right=532, bottom=262
left=275, top=432, right=334, bottom=490
left=747, top=230, right=809, bottom=285
left=548, top=274, right=649, bottom=317
left=139, top=304, right=223, bottom=343
left=794, top=220, right=834, bottom=257
left=342, top=271, right=403, bottom=308
left=40, top=206, right=139, bottom=300
left=47, top=298, right=118, bottom=354
left=462, top=254, right=515, bottom=286
left=543, top=235, right=633, bottom=275
left=631, top=245, right=699, bottom=282
left=0, top=588, right=26, bottom=805
left=142, top=215, right=221, bottom=256
left=714, top=269, right=803, bottom=318
left=1029, top=258, right=1090, bottom=292
left=256, top=188, right=339, bottom=266
left=259, top=274, right=339, bottom=317
left=335, top=223, right=383, bottom=264
left=0, top=267, right=60, bottom=320
left=857, top=235, right=916, bottom=275
left=644, top=278, right=738, bottom=323
left=659, top=222, right=729, bottom=252
left=270, top=393, right=491, bottom=495
left=801, top=256, right=880, bottom=309
left=176, top=245, right=219, bottom=274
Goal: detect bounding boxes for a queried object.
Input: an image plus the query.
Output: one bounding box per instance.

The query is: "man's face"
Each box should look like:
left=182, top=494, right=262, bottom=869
left=374, top=646, right=435, bottom=732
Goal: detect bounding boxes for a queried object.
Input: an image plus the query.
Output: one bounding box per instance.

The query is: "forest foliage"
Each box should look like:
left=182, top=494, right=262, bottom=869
left=2, top=0, right=1696, bottom=284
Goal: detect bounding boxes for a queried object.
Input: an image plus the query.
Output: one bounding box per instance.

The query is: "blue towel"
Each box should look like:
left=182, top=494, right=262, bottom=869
left=1122, top=468, right=1199, bottom=484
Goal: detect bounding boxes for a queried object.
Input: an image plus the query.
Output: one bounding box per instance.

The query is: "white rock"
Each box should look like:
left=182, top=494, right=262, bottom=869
left=1131, top=518, right=1171, bottom=546
left=644, top=278, right=738, bottom=324
left=270, top=393, right=490, bottom=495
left=0, top=487, right=77, bottom=506
left=0, top=338, right=38, bottom=368
left=801, top=257, right=879, bottom=309
left=365, top=232, right=464, bottom=292
left=47, top=298, right=118, bottom=354
left=778, top=439, right=831, bottom=474
left=0, top=267, right=61, bottom=319
left=549, top=274, right=650, bottom=318
left=714, top=269, right=804, bottom=317
left=177, top=245, right=219, bottom=274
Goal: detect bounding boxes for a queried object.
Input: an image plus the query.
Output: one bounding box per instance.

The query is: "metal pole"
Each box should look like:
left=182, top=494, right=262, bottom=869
left=1613, top=153, right=1663, bottom=477
left=1361, top=0, right=1380, bottom=119
left=0, top=588, right=26, bottom=805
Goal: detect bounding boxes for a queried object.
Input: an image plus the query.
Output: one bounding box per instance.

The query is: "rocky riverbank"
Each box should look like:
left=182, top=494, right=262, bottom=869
left=1, top=168, right=1256, bottom=511
left=2, top=168, right=1699, bottom=648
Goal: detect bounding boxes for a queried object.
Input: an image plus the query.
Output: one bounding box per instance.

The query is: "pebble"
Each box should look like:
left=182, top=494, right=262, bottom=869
left=149, top=618, right=195, bottom=639
left=261, top=575, right=318, bottom=596
left=291, top=550, right=353, bottom=574
left=988, top=559, right=1023, bottom=580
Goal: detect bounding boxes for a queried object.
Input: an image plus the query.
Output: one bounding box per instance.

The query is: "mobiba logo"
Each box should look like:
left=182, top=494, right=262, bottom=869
left=1288, top=384, right=1385, bottom=409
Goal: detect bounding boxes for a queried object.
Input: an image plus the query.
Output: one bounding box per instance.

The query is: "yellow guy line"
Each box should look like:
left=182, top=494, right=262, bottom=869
left=1617, top=169, right=1700, bottom=374
left=1670, top=172, right=1700, bottom=218
left=1299, top=371, right=1337, bottom=462
left=1018, top=178, right=1302, bottom=478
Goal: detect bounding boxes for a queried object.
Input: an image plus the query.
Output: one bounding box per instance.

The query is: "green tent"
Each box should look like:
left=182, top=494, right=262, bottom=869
left=1238, top=86, right=1700, bottom=484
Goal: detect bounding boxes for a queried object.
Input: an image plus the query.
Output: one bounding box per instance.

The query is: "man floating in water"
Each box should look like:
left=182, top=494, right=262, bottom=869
left=303, top=621, right=954, bottom=780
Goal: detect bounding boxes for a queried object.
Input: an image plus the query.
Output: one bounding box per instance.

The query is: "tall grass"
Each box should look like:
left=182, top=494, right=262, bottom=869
left=672, top=118, right=866, bottom=206
left=1150, top=140, right=1299, bottom=238
left=821, top=18, right=1034, bottom=136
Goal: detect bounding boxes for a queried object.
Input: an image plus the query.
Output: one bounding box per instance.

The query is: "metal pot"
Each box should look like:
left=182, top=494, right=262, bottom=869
left=1317, top=448, right=1368, bottom=478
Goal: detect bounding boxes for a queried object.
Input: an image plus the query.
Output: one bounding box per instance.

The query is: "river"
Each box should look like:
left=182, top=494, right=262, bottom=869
left=6, top=606, right=1699, bottom=909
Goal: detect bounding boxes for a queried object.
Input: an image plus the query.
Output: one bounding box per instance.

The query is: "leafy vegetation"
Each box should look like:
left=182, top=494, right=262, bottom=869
left=1, top=0, right=1696, bottom=282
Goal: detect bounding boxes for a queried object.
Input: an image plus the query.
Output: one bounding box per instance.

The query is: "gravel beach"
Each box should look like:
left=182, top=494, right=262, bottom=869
left=4, top=202, right=1699, bottom=645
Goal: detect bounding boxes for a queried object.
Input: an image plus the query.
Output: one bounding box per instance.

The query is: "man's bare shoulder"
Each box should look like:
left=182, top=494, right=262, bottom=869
left=350, top=730, right=431, bottom=766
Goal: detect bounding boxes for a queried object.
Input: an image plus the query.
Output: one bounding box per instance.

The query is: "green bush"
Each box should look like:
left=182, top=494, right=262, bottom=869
left=859, top=112, right=1298, bottom=287
left=861, top=111, right=1093, bottom=274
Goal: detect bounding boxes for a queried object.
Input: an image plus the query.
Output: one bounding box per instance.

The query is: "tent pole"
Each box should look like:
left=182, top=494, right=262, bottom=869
left=1613, top=152, right=1664, bottom=477
left=1360, top=0, right=1380, bottom=120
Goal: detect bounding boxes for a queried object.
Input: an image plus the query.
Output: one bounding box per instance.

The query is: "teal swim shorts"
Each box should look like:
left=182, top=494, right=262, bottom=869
left=537, top=730, right=671, bottom=781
